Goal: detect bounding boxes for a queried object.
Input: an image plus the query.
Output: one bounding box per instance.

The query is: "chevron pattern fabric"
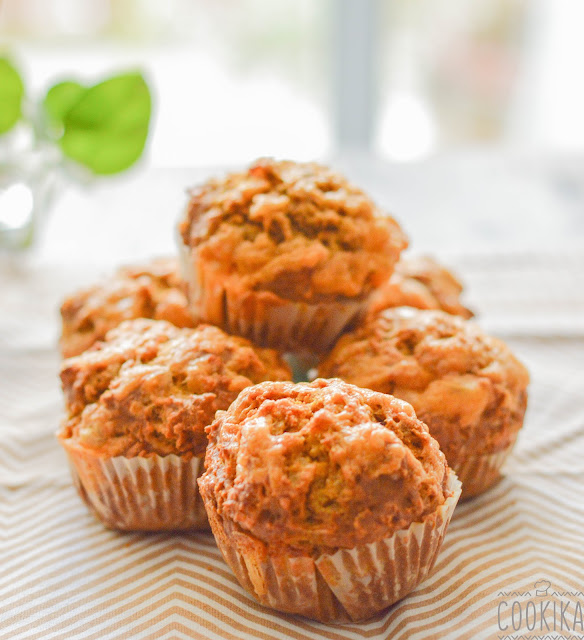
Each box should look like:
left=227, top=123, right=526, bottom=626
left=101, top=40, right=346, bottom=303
left=1, top=256, right=583, bottom=640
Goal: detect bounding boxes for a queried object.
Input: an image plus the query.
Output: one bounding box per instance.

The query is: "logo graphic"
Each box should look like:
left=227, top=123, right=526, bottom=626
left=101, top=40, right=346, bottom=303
left=535, top=580, right=552, bottom=597
left=496, top=579, right=584, bottom=639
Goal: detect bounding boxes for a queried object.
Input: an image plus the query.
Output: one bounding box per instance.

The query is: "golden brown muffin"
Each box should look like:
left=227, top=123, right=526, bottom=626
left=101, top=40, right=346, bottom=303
left=58, top=318, right=291, bottom=531
left=199, top=378, right=461, bottom=622
left=367, top=255, right=474, bottom=319
left=178, top=158, right=408, bottom=353
left=318, top=308, right=529, bottom=497
left=60, top=257, right=195, bottom=358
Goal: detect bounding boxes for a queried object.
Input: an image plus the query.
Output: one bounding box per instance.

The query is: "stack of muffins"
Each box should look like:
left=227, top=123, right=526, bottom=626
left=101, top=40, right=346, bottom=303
left=57, top=158, right=529, bottom=623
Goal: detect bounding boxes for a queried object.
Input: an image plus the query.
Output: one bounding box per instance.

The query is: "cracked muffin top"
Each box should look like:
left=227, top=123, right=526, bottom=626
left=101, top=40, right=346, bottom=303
left=59, top=319, right=291, bottom=459
left=179, top=158, right=408, bottom=302
left=199, top=378, right=450, bottom=553
left=60, top=257, right=196, bottom=358
left=367, top=255, right=474, bottom=319
left=318, top=308, right=529, bottom=458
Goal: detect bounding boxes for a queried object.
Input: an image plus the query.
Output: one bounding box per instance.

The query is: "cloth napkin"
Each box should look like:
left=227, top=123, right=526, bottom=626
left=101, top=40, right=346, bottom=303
left=1, top=252, right=583, bottom=640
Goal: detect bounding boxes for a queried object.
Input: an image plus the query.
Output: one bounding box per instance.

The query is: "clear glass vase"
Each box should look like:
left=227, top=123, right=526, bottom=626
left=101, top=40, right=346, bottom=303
left=0, top=132, right=61, bottom=251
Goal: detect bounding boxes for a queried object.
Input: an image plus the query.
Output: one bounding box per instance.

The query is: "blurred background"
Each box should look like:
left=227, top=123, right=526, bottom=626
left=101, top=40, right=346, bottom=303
left=2, top=0, right=584, bottom=167
left=1, top=0, right=584, bottom=263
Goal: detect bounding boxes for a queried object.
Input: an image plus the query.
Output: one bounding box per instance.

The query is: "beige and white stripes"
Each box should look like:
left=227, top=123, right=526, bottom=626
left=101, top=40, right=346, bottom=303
left=1, top=255, right=583, bottom=640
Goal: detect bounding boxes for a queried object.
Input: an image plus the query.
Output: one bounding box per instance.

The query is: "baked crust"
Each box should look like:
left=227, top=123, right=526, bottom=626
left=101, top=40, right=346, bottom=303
left=60, top=257, right=195, bottom=358
left=179, top=158, right=407, bottom=302
left=367, top=255, right=474, bottom=319
left=318, top=308, right=529, bottom=460
left=59, top=319, right=291, bottom=458
left=200, top=378, right=449, bottom=554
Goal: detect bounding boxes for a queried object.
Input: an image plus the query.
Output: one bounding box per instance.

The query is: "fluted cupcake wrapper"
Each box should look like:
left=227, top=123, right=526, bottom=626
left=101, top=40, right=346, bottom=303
left=203, top=471, right=462, bottom=623
left=63, top=443, right=208, bottom=531
left=179, top=245, right=365, bottom=354
left=451, top=435, right=519, bottom=499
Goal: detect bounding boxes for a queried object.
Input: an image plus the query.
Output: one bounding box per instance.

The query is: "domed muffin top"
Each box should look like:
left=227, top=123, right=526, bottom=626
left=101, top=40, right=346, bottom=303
left=60, top=257, right=195, bottom=358
left=367, top=255, right=473, bottom=319
left=318, top=308, right=529, bottom=457
left=59, top=319, right=291, bottom=458
left=200, top=377, right=450, bottom=553
left=179, top=158, right=407, bottom=302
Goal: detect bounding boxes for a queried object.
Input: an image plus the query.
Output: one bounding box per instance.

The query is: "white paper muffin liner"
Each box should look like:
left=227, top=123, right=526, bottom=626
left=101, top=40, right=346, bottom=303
left=179, top=245, right=365, bottom=354
left=204, top=471, right=462, bottom=622
left=451, top=435, right=518, bottom=499
left=63, top=443, right=208, bottom=531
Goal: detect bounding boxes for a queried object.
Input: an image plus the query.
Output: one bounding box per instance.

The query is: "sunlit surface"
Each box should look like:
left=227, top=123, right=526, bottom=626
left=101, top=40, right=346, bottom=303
left=377, top=93, right=437, bottom=162
left=0, top=182, right=34, bottom=230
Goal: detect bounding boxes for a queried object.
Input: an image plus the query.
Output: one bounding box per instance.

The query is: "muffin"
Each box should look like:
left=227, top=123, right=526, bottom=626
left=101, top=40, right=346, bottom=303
left=318, top=308, right=529, bottom=498
left=60, top=257, right=195, bottom=358
left=58, top=318, right=291, bottom=531
left=367, top=255, right=474, bottom=319
left=198, top=378, right=461, bottom=622
left=178, top=158, right=408, bottom=354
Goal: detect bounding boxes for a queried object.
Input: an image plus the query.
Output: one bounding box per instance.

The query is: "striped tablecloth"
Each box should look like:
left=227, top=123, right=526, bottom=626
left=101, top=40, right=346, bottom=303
left=1, top=252, right=583, bottom=640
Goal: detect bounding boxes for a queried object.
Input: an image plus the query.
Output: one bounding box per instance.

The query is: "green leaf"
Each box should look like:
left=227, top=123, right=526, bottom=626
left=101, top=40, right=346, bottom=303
left=0, top=57, right=24, bottom=135
left=44, top=81, right=86, bottom=128
left=58, top=72, right=151, bottom=175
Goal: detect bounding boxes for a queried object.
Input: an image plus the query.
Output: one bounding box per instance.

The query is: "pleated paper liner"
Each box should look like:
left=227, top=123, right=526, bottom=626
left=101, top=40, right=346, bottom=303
left=62, top=440, right=208, bottom=531
left=179, top=245, right=365, bottom=354
left=451, top=434, right=519, bottom=499
left=202, top=471, right=462, bottom=623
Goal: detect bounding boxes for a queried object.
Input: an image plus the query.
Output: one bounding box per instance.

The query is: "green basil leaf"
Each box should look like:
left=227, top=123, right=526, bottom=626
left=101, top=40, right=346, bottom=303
left=0, top=57, right=24, bottom=135
left=44, top=81, right=86, bottom=129
left=59, top=72, right=151, bottom=175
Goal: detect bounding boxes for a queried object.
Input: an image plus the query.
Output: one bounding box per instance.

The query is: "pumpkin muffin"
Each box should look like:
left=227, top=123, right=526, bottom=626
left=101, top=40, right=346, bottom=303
left=58, top=318, right=291, bottom=531
left=60, top=257, right=195, bottom=358
left=178, top=158, right=408, bottom=353
left=318, top=308, right=529, bottom=498
left=367, top=255, right=474, bottom=319
left=198, top=378, right=461, bottom=622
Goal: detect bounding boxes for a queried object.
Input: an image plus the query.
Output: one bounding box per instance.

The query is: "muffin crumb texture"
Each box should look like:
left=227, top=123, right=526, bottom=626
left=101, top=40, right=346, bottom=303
left=200, top=378, right=450, bottom=554
left=319, top=308, right=529, bottom=461
left=180, top=158, right=407, bottom=302
left=59, top=319, right=291, bottom=458
left=60, top=257, right=196, bottom=358
left=368, top=255, right=474, bottom=319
